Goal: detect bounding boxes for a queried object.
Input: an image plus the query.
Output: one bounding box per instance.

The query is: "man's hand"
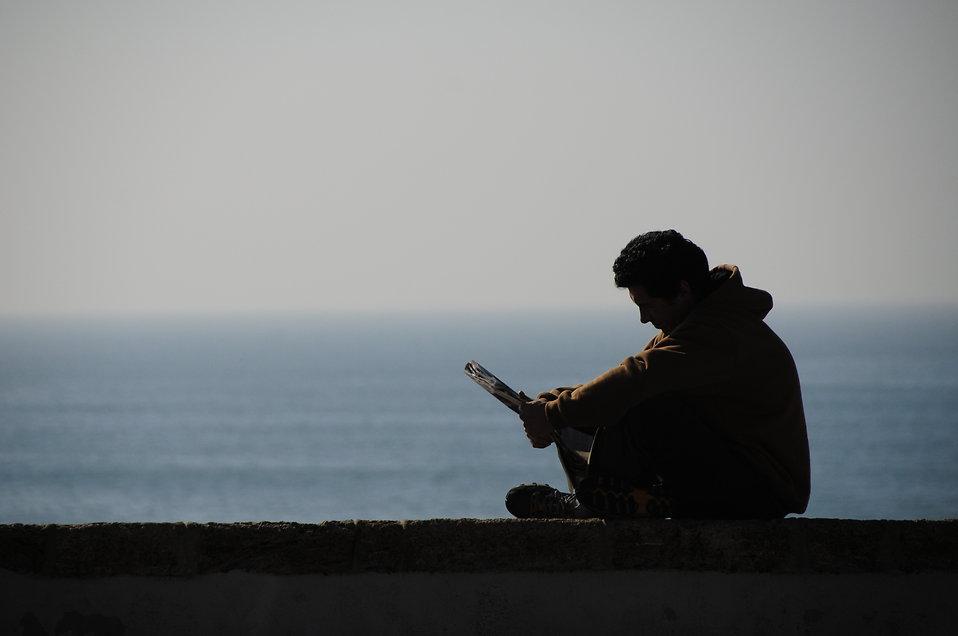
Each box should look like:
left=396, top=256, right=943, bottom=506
left=518, top=391, right=554, bottom=448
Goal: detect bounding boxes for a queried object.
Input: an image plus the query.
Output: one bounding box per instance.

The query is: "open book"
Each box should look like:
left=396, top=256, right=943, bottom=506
left=463, top=360, right=523, bottom=414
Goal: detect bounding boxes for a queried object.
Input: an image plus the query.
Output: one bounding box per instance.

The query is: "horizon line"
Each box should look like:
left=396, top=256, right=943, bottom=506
left=1, top=300, right=957, bottom=322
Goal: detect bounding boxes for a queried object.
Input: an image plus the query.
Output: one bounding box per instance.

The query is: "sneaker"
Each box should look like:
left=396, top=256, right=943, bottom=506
left=576, top=474, right=673, bottom=518
left=505, top=483, right=589, bottom=519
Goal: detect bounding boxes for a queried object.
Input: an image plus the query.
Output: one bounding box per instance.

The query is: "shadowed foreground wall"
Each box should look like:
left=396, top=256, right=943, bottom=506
left=2, top=518, right=956, bottom=634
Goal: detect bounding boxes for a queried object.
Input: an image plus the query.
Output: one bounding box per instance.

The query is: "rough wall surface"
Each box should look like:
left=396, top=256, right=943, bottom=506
left=2, top=518, right=956, bottom=634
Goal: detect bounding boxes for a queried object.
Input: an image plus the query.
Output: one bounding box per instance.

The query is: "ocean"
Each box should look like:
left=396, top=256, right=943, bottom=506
left=1, top=306, right=956, bottom=522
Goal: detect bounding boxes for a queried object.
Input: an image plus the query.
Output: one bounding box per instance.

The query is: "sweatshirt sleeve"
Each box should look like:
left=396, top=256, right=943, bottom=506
left=543, top=332, right=732, bottom=429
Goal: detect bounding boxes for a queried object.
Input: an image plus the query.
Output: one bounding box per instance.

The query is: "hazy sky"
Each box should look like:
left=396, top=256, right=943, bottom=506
left=2, top=1, right=956, bottom=314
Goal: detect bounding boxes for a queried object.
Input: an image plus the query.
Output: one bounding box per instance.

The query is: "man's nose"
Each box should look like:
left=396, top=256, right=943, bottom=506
left=639, top=310, right=650, bottom=324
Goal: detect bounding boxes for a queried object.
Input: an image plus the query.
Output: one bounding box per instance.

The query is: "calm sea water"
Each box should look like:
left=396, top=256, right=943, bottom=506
left=1, top=307, right=956, bottom=522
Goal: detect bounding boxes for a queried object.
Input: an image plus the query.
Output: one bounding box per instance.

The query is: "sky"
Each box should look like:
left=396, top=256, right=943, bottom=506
left=1, top=0, right=956, bottom=315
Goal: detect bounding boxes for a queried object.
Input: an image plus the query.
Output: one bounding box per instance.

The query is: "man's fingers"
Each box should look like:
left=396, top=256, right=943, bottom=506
left=519, top=398, right=551, bottom=448
left=519, top=396, right=545, bottom=421
left=525, top=431, right=551, bottom=448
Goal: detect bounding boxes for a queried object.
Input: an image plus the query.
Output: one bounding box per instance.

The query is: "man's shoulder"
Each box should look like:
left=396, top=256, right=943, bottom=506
left=663, top=302, right=788, bottom=357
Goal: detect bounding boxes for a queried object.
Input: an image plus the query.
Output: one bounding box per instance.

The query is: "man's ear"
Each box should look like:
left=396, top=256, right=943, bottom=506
left=677, top=280, right=693, bottom=299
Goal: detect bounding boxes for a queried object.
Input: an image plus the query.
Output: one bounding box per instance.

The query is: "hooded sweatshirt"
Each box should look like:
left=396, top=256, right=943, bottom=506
left=543, top=265, right=811, bottom=514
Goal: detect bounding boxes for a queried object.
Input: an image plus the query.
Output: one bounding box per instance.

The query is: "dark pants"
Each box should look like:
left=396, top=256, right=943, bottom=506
left=562, top=397, right=786, bottom=519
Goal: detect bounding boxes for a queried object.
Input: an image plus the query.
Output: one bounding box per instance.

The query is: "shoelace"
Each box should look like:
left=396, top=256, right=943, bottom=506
left=529, top=488, right=578, bottom=517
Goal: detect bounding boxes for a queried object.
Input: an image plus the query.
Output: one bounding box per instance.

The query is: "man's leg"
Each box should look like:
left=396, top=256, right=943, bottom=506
left=584, top=397, right=786, bottom=519
left=503, top=426, right=597, bottom=519
left=553, top=426, right=596, bottom=492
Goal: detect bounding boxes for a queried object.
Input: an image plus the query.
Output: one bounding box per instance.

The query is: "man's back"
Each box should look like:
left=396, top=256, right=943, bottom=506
left=654, top=265, right=810, bottom=513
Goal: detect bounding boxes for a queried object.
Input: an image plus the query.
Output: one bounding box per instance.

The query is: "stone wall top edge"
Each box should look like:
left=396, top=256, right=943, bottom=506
left=1, top=518, right=955, bottom=577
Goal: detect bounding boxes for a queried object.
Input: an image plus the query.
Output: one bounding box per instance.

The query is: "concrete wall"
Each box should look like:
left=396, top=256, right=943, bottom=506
left=2, top=518, right=957, bottom=634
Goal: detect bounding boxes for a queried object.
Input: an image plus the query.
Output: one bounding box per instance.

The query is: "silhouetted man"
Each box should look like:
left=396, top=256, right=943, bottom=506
left=507, top=230, right=810, bottom=519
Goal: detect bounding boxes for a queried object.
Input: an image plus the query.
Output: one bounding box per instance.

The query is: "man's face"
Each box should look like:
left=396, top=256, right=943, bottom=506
left=628, top=283, right=696, bottom=335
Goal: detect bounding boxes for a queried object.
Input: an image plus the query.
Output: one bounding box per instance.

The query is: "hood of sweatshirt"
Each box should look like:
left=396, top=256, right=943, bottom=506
left=701, top=264, right=773, bottom=321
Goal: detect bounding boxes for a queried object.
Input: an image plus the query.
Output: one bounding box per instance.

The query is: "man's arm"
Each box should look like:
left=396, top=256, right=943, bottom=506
left=543, top=334, right=733, bottom=430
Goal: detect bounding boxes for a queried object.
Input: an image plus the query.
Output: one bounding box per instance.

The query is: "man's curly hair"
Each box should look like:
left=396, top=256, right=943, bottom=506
left=612, top=230, right=709, bottom=299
